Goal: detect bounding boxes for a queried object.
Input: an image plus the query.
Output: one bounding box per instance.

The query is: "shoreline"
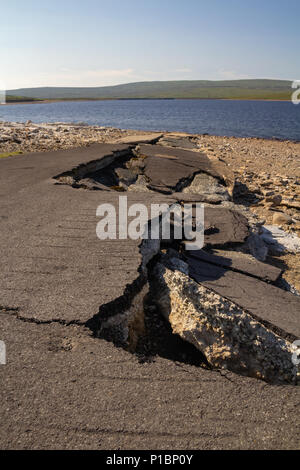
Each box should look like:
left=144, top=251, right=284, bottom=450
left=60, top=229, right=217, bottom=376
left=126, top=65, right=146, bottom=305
left=2, top=97, right=292, bottom=106
left=0, top=120, right=299, bottom=145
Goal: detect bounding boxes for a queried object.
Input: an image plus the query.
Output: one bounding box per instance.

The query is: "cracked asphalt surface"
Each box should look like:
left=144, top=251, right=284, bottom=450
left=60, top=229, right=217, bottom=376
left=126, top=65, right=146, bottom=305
left=0, top=145, right=299, bottom=449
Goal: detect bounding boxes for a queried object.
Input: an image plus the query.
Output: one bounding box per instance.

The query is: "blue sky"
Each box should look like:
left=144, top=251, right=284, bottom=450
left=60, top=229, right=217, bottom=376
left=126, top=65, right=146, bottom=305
left=1, top=0, right=299, bottom=89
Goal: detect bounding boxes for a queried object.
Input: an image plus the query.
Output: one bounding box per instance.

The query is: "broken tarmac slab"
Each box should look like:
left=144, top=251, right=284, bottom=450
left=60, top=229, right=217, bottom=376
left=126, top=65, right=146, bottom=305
left=180, top=206, right=249, bottom=248
left=151, top=259, right=298, bottom=384
left=185, top=255, right=300, bottom=340
left=187, top=249, right=282, bottom=282
left=161, top=206, right=249, bottom=250
left=110, top=133, right=163, bottom=145
left=53, top=143, right=133, bottom=185
left=60, top=141, right=235, bottom=201
left=135, top=144, right=228, bottom=194
left=0, top=144, right=164, bottom=324
left=171, top=192, right=229, bottom=204
left=203, top=207, right=249, bottom=246
left=156, top=136, right=236, bottom=196
left=158, top=134, right=200, bottom=149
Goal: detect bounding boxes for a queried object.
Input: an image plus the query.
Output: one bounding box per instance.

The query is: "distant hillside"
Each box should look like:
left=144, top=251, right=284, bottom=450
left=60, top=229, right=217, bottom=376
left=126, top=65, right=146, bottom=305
left=6, top=95, right=39, bottom=103
left=7, top=79, right=293, bottom=101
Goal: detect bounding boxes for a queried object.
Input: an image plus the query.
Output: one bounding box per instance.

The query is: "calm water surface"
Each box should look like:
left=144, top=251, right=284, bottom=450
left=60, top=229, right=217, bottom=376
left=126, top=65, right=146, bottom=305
left=1, top=99, right=299, bottom=141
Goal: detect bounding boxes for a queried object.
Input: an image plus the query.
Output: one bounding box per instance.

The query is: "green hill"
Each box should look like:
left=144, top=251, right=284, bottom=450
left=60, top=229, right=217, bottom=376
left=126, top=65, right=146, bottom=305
left=6, top=95, right=39, bottom=103
left=7, top=79, right=293, bottom=101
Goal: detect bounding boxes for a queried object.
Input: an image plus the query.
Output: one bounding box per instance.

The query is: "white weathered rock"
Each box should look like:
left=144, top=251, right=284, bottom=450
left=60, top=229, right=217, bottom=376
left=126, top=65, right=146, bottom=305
left=260, top=225, right=300, bottom=254
left=152, top=262, right=297, bottom=384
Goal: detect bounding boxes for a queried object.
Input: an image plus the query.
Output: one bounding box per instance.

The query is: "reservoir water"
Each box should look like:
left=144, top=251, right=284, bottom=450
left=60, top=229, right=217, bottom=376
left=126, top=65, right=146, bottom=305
left=1, top=99, right=299, bottom=141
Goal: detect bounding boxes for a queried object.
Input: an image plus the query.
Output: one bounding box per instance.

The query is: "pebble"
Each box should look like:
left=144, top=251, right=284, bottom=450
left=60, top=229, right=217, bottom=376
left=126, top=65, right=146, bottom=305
left=272, top=212, right=293, bottom=225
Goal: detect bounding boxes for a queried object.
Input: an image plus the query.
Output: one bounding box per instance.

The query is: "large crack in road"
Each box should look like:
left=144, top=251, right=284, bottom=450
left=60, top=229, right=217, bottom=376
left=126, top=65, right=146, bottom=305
left=1, top=135, right=299, bottom=387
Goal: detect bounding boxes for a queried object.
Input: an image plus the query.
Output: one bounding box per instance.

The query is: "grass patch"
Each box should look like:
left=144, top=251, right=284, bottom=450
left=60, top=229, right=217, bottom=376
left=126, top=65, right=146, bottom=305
left=0, top=151, right=23, bottom=158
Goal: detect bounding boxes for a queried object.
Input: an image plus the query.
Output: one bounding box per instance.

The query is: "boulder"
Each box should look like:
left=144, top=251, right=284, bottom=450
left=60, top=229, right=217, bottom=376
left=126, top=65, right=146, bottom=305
left=272, top=212, right=293, bottom=225
left=264, top=194, right=282, bottom=206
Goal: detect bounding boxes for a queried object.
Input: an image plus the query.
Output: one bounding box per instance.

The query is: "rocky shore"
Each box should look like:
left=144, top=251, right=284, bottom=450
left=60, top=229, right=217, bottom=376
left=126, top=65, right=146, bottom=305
left=0, top=121, right=147, bottom=153
left=1, top=120, right=299, bottom=291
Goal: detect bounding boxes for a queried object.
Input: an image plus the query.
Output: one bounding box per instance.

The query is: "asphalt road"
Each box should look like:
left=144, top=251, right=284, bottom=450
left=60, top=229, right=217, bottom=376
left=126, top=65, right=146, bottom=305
left=0, top=145, right=299, bottom=450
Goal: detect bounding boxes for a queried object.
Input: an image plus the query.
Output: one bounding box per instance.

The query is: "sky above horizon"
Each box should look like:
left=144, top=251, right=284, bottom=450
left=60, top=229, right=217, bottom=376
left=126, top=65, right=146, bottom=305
left=1, top=0, right=300, bottom=89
